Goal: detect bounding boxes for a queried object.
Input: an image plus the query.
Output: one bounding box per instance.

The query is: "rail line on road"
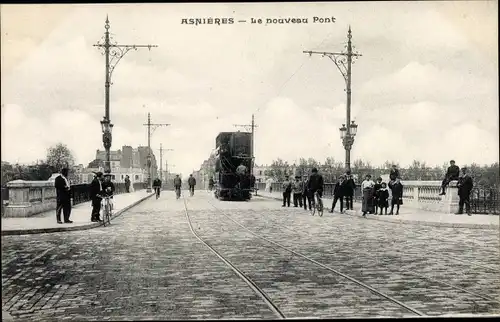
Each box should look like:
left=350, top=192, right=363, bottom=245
left=241, top=208, right=500, bottom=306
left=181, top=194, right=286, bottom=319
left=193, top=199, right=426, bottom=317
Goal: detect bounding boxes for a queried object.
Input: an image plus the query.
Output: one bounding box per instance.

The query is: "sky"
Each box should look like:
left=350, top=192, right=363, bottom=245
left=1, top=1, right=498, bottom=176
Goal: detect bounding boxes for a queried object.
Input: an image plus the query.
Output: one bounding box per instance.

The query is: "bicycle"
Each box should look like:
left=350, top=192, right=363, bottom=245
left=101, top=196, right=113, bottom=226
left=310, top=191, right=324, bottom=217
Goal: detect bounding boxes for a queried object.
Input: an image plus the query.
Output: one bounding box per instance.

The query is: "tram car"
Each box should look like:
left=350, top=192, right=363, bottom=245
left=214, top=131, right=255, bottom=201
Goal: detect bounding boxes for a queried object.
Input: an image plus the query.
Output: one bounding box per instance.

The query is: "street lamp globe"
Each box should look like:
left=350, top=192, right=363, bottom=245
left=349, top=121, right=358, bottom=136
left=339, top=124, right=347, bottom=139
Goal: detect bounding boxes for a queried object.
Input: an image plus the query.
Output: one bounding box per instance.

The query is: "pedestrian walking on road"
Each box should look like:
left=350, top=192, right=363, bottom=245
left=124, top=175, right=131, bottom=193
left=361, top=175, right=375, bottom=217
left=282, top=175, right=292, bottom=207
left=344, top=171, right=355, bottom=211
left=90, top=172, right=103, bottom=222
left=55, top=168, right=72, bottom=224
left=439, top=160, right=460, bottom=196
left=388, top=178, right=403, bottom=215
left=173, top=175, right=182, bottom=199
left=456, top=167, right=473, bottom=216
left=153, top=177, right=162, bottom=199
left=292, top=176, right=303, bottom=208
left=302, top=175, right=312, bottom=210
left=188, top=174, right=196, bottom=196
left=329, top=175, right=345, bottom=213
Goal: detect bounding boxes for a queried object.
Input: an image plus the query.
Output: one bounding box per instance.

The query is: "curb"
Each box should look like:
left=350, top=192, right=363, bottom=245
left=1, top=193, right=155, bottom=236
left=256, top=194, right=499, bottom=230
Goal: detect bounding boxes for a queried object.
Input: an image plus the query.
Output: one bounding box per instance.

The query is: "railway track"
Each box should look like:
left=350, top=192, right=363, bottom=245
left=240, top=208, right=500, bottom=306
left=183, top=195, right=428, bottom=318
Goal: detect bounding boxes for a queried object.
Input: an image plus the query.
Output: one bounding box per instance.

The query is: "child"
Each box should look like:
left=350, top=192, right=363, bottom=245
left=373, top=177, right=383, bottom=214
left=377, top=182, right=389, bottom=215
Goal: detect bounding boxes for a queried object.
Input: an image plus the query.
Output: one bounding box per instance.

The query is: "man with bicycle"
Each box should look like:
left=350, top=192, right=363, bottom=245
left=102, top=174, right=115, bottom=211
left=307, top=168, right=324, bottom=210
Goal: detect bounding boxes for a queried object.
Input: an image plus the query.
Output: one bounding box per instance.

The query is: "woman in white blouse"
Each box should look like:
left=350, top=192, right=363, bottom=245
left=361, top=174, right=375, bottom=217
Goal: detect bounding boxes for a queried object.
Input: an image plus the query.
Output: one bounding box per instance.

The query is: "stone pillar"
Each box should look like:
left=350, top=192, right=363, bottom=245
left=442, top=180, right=459, bottom=213
left=4, top=179, right=57, bottom=217
left=412, top=186, right=419, bottom=207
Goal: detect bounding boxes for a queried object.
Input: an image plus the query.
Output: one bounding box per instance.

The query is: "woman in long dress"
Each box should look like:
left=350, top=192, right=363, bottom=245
left=361, top=174, right=375, bottom=217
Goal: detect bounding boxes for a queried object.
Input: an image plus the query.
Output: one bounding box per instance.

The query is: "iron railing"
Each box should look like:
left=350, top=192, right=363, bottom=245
left=71, top=182, right=145, bottom=206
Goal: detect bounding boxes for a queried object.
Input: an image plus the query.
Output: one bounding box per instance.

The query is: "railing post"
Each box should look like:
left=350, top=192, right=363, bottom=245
left=412, top=186, right=419, bottom=208
left=443, top=180, right=459, bottom=213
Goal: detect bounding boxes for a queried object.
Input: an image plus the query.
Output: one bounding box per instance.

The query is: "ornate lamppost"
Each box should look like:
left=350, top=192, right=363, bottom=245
left=339, top=121, right=358, bottom=171
left=100, top=119, right=114, bottom=173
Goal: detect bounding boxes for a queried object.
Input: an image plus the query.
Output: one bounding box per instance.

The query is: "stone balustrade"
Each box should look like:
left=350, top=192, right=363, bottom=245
left=3, top=179, right=58, bottom=218
left=256, top=180, right=460, bottom=214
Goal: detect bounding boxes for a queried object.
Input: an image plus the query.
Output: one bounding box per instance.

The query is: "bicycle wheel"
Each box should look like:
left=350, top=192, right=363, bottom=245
left=107, top=202, right=112, bottom=225
left=310, top=198, right=316, bottom=216
left=102, top=203, right=107, bottom=227
left=317, top=198, right=324, bottom=217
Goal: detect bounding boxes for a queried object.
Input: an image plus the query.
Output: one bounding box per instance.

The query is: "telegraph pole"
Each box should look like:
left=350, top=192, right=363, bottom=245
left=157, top=144, right=173, bottom=182
left=93, top=16, right=158, bottom=174
left=303, top=26, right=361, bottom=171
left=143, top=112, right=170, bottom=192
left=233, top=114, right=258, bottom=176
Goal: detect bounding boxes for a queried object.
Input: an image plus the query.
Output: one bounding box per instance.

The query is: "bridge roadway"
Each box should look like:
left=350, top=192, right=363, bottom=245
left=2, top=191, right=499, bottom=320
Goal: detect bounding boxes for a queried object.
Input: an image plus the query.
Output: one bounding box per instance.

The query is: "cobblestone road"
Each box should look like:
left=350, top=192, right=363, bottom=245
left=2, top=191, right=499, bottom=320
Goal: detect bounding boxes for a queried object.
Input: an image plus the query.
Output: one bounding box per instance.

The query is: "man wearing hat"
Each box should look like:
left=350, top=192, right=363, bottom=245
left=54, top=168, right=72, bottom=224
left=439, top=160, right=460, bottom=196
left=292, top=176, right=303, bottom=208
left=282, top=175, right=292, bottom=207
left=302, top=175, right=312, bottom=210
left=456, top=167, right=473, bottom=215
left=102, top=173, right=115, bottom=210
left=90, top=172, right=104, bottom=222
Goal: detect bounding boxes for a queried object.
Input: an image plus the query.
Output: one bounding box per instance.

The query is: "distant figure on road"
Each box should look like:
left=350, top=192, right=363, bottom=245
left=55, top=168, right=72, bottom=224
left=388, top=178, right=404, bottom=215
left=456, top=167, right=473, bottom=216
left=188, top=174, right=196, bottom=196
left=361, top=174, right=375, bottom=217
left=208, top=177, right=215, bottom=191
left=173, top=175, right=182, bottom=199
left=344, top=171, right=356, bottom=211
left=292, top=176, right=303, bottom=208
left=282, top=175, right=292, bottom=207
left=153, top=177, right=162, bottom=199
left=90, top=171, right=103, bottom=222
left=389, top=165, right=400, bottom=181
left=439, top=160, right=460, bottom=196
left=124, top=175, right=131, bottom=193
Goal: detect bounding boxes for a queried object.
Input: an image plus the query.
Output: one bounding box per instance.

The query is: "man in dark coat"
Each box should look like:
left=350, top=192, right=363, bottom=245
left=173, top=175, right=182, bottom=199
left=124, top=175, right=131, bottom=193
left=89, top=172, right=103, bottom=222
left=344, top=171, right=356, bottom=210
left=388, top=178, right=403, bottom=215
left=329, top=175, right=345, bottom=213
left=188, top=174, right=196, bottom=196
left=282, top=175, right=292, bottom=207
left=456, top=167, right=473, bottom=215
left=439, top=160, right=460, bottom=195
left=55, top=168, right=72, bottom=224
left=307, top=168, right=324, bottom=209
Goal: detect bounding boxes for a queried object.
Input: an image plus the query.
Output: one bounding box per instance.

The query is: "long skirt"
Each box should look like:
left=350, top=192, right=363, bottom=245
left=362, top=188, right=375, bottom=213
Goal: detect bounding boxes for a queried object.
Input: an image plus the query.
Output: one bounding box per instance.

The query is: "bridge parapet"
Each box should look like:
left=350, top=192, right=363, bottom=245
left=2, top=178, right=145, bottom=218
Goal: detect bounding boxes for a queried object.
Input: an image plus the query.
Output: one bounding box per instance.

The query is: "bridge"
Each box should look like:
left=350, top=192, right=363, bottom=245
left=1, top=180, right=499, bottom=320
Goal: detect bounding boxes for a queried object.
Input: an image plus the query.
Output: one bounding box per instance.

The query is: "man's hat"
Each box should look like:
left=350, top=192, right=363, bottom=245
left=295, top=176, right=300, bottom=179
left=450, top=160, right=455, bottom=163
left=103, top=173, right=113, bottom=177
left=93, top=171, right=103, bottom=177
